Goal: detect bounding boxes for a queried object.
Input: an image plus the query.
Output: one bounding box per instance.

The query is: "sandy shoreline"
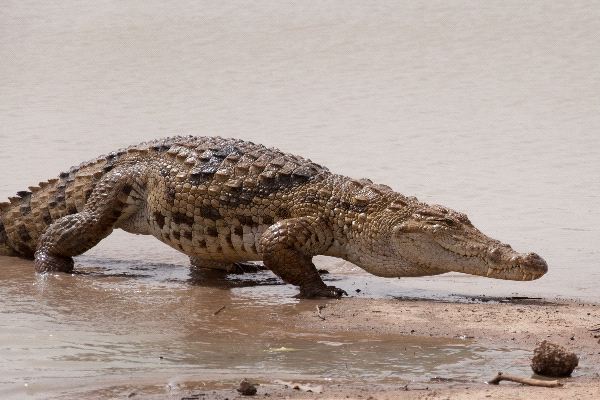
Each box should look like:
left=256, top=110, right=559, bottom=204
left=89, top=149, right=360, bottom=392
left=77, top=296, right=600, bottom=400
left=287, top=297, right=600, bottom=399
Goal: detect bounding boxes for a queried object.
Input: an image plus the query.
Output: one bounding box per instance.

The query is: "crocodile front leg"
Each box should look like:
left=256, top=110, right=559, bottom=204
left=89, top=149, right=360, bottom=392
left=34, top=168, right=142, bottom=273
left=259, top=217, right=346, bottom=298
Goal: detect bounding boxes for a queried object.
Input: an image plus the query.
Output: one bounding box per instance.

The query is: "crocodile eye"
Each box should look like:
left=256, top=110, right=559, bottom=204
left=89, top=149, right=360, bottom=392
left=442, top=218, right=455, bottom=226
left=425, top=217, right=455, bottom=228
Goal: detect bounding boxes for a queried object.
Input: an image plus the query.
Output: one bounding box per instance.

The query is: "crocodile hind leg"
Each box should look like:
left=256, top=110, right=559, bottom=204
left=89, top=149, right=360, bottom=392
left=189, top=257, right=266, bottom=274
left=258, top=217, right=347, bottom=298
left=34, top=168, right=142, bottom=273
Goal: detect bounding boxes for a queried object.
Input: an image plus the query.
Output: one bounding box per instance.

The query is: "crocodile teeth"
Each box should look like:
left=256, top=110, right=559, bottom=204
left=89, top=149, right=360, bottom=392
left=486, top=267, right=493, bottom=277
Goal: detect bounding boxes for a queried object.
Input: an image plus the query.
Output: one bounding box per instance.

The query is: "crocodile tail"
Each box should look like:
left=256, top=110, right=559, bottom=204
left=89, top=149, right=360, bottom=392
left=0, top=139, right=161, bottom=259
left=0, top=152, right=122, bottom=258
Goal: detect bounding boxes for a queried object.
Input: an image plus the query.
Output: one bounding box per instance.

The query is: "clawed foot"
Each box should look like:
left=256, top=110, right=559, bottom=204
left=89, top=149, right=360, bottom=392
left=34, top=251, right=74, bottom=273
left=297, top=285, right=348, bottom=299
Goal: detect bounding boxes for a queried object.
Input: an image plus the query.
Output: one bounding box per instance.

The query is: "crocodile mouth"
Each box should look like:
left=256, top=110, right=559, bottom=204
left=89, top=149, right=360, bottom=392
left=436, top=241, right=547, bottom=281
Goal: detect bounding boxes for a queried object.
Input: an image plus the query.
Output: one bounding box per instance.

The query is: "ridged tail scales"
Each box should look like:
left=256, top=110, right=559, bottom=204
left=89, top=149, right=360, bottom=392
left=0, top=153, right=124, bottom=259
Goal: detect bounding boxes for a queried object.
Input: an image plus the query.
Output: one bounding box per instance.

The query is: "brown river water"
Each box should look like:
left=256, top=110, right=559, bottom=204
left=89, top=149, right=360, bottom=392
left=1, top=1, right=599, bottom=398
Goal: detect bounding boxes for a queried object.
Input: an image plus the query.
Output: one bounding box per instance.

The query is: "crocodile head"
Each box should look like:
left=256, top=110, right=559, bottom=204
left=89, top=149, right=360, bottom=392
left=374, top=203, right=548, bottom=280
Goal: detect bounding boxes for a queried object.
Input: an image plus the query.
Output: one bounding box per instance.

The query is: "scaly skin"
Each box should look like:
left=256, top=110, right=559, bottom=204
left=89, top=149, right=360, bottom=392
left=0, top=136, right=547, bottom=297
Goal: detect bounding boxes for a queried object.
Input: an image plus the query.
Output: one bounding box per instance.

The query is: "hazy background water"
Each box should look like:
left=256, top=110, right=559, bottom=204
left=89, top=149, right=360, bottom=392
left=1, top=1, right=599, bottom=300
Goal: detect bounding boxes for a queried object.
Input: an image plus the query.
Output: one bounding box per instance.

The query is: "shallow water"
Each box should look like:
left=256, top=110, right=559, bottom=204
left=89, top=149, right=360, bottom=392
left=1, top=0, right=599, bottom=398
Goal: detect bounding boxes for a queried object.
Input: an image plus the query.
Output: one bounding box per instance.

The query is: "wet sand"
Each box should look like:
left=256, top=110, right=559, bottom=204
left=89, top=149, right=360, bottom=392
left=290, top=298, right=600, bottom=400
left=57, top=298, right=600, bottom=399
left=82, top=298, right=600, bottom=400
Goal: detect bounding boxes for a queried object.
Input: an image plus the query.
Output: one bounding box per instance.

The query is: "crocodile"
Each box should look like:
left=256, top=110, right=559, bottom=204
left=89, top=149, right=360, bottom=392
left=0, top=136, right=547, bottom=297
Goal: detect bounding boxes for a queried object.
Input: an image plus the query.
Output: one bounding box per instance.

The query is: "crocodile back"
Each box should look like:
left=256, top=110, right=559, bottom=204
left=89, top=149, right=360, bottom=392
left=0, top=135, right=330, bottom=258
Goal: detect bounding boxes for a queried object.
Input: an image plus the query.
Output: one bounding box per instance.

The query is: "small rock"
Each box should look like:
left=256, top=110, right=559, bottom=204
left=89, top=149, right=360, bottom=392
left=531, top=340, right=579, bottom=377
left=237, top=379, right=257, bottom=396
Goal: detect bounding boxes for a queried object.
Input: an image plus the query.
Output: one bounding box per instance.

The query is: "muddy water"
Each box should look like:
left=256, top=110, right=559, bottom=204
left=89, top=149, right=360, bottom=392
left=1, top=1, right=599, bottom=398
left=1, top=255, right=534, bottom=399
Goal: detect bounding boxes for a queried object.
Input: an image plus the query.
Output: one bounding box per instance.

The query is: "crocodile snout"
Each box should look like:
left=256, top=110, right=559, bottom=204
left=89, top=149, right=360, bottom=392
left=522, top=252, right=548, bottom=274
left=485, top=247, right=547, bottom=280
left=513, top=252, right=548, bottom=279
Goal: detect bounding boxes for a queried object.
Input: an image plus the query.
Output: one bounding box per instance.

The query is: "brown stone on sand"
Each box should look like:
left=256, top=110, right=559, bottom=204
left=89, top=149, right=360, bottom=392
left=237, top=378, right=257, bottom=396
left=531, top=340, right=578, bottom=377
